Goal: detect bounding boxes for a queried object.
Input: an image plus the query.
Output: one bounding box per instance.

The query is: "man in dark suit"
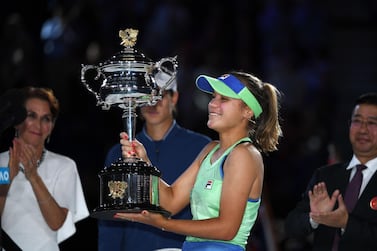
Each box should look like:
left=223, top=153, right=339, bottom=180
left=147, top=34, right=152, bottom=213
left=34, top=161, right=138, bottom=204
left=285, top=92, right=377, bottom=251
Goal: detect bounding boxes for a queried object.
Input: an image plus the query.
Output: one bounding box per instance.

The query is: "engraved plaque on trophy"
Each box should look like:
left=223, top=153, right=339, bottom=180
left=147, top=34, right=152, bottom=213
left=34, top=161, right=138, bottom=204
left=81, top=28, right=177, bottom=220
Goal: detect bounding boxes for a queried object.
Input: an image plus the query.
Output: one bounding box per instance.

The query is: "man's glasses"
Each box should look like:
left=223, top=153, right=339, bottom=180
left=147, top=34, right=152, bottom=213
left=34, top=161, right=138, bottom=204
left=350, top=117, right=377, bottom=130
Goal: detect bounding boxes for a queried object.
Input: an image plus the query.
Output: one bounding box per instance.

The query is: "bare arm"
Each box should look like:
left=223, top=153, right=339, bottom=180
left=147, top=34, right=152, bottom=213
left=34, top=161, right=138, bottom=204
left=116, top=143, right=263, bottom=241
left=120, top=131, right=213, bottom=215
left=18, top=139, right=68, bottom=231
left=158, top=142, right=216, bottom=214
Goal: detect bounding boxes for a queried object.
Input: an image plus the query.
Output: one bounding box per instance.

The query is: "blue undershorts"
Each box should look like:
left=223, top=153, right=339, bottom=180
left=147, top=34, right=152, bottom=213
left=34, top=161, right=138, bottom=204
left=182, top=241, right=244, bottom=251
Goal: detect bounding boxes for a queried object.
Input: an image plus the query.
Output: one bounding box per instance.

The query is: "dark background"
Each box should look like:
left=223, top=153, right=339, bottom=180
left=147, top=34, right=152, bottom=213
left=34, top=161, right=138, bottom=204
left=0, top=0, right=376, bottom=250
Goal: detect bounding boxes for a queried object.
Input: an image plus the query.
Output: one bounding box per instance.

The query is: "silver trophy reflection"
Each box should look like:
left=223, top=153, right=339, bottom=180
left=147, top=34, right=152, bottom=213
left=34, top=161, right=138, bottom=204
left=81, top=28, right=177, bottom=220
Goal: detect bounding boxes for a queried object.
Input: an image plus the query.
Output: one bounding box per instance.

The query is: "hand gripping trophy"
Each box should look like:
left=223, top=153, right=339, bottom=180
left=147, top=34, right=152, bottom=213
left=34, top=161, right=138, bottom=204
left=81, top=28, right=177, bottom=220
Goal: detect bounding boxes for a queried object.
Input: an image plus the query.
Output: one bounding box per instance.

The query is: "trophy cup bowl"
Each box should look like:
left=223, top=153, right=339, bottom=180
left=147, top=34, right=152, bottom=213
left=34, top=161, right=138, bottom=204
left=81, top=28, right=177, bottom=220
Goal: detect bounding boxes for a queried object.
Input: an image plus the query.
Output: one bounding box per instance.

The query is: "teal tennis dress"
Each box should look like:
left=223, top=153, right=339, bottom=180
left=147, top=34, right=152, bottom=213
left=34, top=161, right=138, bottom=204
left=184, top=137, right=261, bottom=250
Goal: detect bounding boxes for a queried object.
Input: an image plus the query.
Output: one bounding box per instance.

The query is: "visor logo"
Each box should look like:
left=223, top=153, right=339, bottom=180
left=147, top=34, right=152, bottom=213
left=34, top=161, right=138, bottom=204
left=219, top=74, right=230, bottom=80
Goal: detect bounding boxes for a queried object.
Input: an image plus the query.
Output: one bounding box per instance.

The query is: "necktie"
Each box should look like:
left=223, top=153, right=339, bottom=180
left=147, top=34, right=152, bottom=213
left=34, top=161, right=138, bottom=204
left=332, top=164, right=367, bottom=250
left=343, top=164, right=367, bottom=211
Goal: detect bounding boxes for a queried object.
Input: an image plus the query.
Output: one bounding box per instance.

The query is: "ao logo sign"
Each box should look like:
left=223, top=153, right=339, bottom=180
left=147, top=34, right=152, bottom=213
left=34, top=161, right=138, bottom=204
left=0, top=167, right=10, bottom=184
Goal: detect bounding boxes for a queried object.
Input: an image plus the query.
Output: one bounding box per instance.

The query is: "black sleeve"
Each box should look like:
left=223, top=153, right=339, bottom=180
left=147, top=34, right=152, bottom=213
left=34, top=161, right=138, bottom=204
left=284, top=170, right=319, bottom=238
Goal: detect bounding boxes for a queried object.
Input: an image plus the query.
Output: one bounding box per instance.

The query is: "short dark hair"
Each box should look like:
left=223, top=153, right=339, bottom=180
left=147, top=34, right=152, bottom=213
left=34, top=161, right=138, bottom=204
left=355, top=92, right=377, bottom=106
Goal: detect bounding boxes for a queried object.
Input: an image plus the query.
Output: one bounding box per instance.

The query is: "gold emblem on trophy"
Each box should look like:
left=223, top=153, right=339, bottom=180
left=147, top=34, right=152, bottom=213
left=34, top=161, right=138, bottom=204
left=108, top=180, right=128, bottom=199
left=119, top=28, right=138, bottom=48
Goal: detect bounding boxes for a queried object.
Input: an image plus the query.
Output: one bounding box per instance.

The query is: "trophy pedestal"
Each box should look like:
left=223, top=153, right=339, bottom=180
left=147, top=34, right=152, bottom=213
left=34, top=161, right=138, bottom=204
left=91, top=157, right=171, bottom=220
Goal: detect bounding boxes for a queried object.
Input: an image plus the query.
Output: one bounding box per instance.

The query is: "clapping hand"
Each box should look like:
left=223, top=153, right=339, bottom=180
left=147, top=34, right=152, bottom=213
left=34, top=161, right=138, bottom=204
left=309, top=182, right=348, bottom=228
left=309, top=182, right=339, bottom=213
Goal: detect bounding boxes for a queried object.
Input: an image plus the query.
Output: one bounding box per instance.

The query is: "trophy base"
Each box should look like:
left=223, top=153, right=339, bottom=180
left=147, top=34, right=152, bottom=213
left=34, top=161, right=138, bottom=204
left=91, top=204, right=171, bottom=221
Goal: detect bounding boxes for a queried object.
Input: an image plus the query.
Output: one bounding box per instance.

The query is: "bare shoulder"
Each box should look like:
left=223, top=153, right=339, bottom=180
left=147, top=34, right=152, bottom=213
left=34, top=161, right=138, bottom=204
left=228, top=142, right=263, bottom=168
left=199, top=140, right=218, bottom=156
left=180, top=140, right=218, bottom=176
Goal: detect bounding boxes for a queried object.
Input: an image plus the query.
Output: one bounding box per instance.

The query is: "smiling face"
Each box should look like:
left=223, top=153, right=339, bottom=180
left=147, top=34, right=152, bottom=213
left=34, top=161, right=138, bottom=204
left=349, top=103, right=377, bottom=163
left=16, top=98, right=54, bottom=148
left=207, top=92, right=252, bottom=133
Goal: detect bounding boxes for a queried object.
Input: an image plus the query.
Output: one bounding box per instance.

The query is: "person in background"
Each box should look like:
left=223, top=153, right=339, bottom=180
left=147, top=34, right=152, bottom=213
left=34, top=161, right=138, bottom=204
left=98, top=72, right=212, bottom=251
left=0, top=86, right=89, bottom=251
left=285, top=92, right=377, bottom=250
left=0, top=88, right=27, bottom=251
left=115, top=71, right=282, bottom=251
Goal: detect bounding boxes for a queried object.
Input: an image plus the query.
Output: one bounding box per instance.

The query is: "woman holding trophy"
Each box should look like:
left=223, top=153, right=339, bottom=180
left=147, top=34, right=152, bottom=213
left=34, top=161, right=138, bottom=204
left=115, top=71, right=282, bottom=250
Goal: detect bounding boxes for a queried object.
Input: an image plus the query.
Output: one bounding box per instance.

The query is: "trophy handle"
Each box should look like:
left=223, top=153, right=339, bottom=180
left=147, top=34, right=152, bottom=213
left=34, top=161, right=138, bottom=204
left=153, top=56, right=178, bottom=90
left=81, top=64, right=107, bottom=107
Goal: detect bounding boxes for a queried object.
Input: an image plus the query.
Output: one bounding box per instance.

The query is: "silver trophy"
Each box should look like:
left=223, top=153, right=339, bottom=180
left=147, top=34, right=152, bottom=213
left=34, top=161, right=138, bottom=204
left=81, top=28, right=177, bottom=220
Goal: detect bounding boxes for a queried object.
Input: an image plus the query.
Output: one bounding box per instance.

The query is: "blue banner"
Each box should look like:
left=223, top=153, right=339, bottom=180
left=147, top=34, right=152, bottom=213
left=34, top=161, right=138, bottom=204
left=0, top=167, right=10, bottom=184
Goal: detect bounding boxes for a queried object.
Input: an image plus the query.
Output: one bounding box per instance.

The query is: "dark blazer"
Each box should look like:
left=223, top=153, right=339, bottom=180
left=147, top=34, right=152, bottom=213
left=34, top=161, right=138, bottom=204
left=285, top=162, right=377, bottom=251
